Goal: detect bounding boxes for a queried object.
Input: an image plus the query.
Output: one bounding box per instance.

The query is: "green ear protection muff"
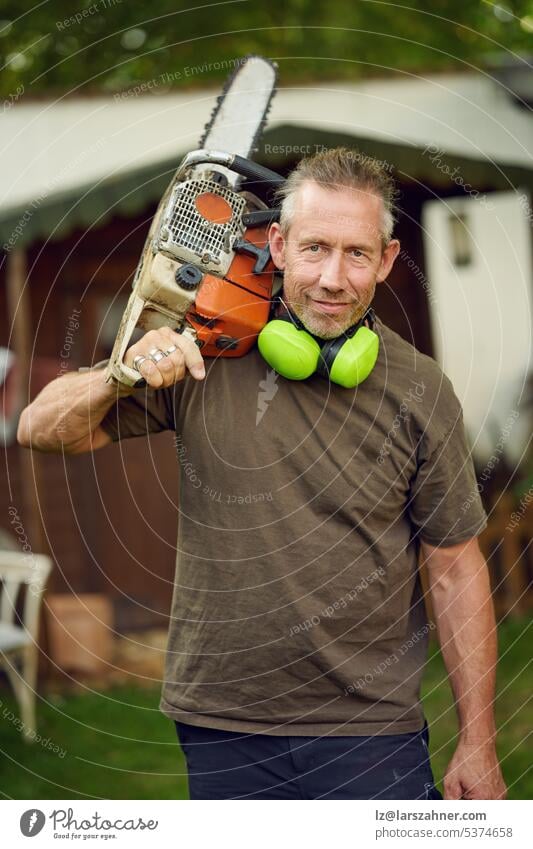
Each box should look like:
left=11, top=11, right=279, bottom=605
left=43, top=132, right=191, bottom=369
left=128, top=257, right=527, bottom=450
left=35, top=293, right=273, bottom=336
left=257, top=298, right=379, bottom=389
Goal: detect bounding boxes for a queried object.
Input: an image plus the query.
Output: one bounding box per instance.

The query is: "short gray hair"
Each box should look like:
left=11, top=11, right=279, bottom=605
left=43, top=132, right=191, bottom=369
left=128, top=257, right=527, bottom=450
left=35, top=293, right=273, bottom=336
left=274, top=146, right=398, bottom=245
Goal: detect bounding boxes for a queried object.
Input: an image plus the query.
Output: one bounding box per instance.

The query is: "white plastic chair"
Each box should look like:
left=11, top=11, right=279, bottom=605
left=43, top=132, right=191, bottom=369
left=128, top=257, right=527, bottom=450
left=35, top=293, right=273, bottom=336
left=0, top=550, right=52, bottom=742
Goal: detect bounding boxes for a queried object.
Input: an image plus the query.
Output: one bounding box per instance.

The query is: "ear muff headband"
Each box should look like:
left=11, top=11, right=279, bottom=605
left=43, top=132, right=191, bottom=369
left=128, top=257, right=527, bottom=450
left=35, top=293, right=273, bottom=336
left=257, top=300, right=379, bottom=388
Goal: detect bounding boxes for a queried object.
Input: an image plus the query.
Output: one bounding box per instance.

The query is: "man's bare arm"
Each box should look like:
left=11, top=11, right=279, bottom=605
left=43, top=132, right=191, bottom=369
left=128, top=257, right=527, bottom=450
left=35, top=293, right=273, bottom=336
left=17, top=326, right=205, bottom=455
left=421, top=536, right=507, bottom=799
left=17, top=368, right=129, bottom=454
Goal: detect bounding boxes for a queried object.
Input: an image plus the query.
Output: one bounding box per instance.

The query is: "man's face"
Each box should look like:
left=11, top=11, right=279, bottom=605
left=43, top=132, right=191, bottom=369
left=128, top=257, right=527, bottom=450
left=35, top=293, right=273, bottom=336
left=268, top=180, right=400, bottom=339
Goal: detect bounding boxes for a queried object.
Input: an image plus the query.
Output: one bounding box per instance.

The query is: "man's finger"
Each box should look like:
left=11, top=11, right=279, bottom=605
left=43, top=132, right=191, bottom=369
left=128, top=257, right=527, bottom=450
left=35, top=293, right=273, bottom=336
left=136, top=356, right=164, bottom=388
left=443, top=778, right=463, bottom=800
left=156, top=347, right=187, bottom=386
left=165, top=329, right=206, bottom=379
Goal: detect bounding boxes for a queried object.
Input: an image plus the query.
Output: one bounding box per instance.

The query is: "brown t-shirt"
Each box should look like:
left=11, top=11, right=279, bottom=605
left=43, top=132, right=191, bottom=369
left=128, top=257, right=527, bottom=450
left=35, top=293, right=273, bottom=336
left=99, top=315, right=487, bottom=736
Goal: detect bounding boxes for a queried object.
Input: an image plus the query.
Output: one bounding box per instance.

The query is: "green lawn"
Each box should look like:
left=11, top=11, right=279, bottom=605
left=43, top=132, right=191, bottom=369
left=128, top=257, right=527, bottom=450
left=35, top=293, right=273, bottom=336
left=0, top=681, right=188, bottom=800
left=0, top=617, right=530, bottom=799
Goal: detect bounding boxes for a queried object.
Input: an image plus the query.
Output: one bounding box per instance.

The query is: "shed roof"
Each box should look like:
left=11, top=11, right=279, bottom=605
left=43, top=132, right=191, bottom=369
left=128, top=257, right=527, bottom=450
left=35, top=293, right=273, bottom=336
left=2, top=71, right=532, bottom=248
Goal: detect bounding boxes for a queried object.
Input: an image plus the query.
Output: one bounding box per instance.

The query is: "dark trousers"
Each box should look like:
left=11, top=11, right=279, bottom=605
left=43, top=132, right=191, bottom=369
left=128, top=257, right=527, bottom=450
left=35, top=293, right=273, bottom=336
left=175, top=718, right=443, bottom=800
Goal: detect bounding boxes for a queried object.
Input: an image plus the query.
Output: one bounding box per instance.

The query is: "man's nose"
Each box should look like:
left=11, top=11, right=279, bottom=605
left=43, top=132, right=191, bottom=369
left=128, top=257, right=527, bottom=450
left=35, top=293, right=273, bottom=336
left=318, top=248, right=345, bottom=290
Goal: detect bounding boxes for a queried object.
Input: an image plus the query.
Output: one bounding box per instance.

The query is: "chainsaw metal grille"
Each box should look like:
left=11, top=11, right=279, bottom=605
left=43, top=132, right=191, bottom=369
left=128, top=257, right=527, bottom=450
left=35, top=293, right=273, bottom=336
left=159, top=179, right=246, bottom=268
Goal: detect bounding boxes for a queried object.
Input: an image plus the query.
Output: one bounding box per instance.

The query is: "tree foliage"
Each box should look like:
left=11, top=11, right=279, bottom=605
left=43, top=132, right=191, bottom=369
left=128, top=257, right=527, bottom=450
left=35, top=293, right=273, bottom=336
left=1, top=0, right=532, bottom=99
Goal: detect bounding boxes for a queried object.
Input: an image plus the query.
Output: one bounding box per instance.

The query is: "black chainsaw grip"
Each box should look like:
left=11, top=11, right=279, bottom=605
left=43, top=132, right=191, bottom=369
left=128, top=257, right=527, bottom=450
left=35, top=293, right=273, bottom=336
left=232, top=155, right=286, bottom=191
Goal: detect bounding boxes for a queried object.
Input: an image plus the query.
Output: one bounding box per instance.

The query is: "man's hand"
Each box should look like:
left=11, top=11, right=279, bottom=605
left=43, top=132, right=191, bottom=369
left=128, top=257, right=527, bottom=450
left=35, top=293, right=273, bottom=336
left=125, top=326, right=205, bottom=388
left=443, top=740, right=507, bottom=800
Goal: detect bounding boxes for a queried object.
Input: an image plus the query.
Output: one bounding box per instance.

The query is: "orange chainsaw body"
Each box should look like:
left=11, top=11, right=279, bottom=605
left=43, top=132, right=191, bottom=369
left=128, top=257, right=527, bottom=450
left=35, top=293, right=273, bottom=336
left=185, top=223, right=276, bottom=357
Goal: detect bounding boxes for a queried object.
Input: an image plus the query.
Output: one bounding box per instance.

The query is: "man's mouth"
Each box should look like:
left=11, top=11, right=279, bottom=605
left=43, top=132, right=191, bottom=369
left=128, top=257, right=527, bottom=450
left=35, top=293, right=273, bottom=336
left=310, top=299, right=351, bottom=315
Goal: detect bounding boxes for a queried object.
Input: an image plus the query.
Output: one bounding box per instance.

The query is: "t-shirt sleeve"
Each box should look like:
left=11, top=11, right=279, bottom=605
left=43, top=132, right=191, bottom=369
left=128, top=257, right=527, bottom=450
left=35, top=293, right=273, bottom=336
left=407, top=405, right=488, bottom=547
left=99, top=383, right=178, bottom=442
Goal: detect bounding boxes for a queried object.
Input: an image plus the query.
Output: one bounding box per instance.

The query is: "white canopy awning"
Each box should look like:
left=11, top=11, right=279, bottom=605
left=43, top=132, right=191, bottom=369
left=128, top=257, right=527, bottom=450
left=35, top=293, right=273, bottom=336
left=1, top=71, right=533, bottom=245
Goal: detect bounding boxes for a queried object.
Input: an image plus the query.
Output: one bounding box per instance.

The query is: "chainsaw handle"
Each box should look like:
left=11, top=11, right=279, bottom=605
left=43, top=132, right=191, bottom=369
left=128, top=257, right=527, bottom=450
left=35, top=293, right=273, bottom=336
left=231, top=155, right=285, bottom=192
left=177, top=149, right=284, bottom=195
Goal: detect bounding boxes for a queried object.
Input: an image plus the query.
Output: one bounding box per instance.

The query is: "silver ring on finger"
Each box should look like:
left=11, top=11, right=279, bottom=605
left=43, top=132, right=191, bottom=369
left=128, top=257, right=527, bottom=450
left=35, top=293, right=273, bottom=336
left=132, top=354, right=149, bottom=372
left=149, top=348, right=166, bottom=363
left=165, top=345, right=177, bottom=355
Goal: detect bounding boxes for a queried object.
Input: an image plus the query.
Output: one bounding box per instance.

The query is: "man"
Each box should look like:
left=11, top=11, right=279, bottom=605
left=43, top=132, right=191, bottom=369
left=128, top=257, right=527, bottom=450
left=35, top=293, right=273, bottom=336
left=18, top=148, right=507, bottom=801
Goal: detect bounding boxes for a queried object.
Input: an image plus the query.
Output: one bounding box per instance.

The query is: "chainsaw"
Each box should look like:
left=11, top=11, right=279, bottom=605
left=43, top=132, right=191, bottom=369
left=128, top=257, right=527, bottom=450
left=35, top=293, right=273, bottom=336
left=105, top=55, right=285, bottom=388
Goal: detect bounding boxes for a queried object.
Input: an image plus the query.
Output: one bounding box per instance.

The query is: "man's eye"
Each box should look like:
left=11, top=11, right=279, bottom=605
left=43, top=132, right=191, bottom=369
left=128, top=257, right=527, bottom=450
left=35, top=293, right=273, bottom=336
left=351, top=249, right=363, bottom=258
left=307, top=244, right=321, bottom=252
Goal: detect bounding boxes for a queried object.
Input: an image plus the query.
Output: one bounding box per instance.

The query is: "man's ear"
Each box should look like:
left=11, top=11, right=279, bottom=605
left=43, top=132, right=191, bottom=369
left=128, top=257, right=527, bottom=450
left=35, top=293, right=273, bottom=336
left=376, top=238, right=400, bottom=284
left=268, top=221, right=286, bottom=271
